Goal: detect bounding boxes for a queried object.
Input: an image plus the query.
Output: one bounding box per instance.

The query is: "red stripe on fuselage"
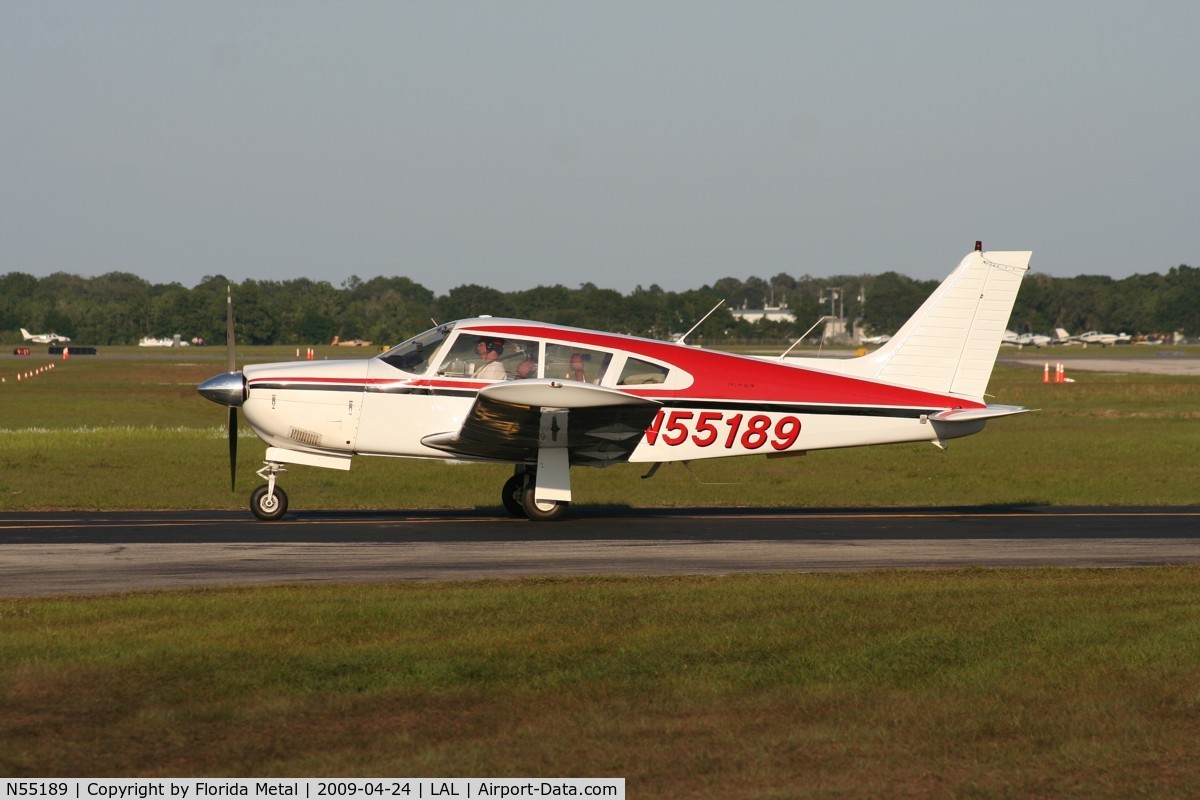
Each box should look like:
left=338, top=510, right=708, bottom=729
left=458, top=322, right=980, bottom=409
left=246, top=376, right=396, bottom=387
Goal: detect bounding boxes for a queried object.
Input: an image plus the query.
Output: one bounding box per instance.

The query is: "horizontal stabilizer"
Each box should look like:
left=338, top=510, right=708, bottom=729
left=928, top=404, right=1030, bottom=422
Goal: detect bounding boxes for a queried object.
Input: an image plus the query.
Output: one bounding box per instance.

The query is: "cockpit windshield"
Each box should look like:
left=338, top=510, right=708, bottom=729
left=377, top=322, right=456, bottom=374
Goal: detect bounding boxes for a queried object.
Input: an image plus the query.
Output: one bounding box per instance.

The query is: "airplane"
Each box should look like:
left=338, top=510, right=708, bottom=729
left=1002, top=330, right=1050, bottom=348
left=1056, top=329, right=1128, bottom=347
left=21, top=327, right=70, bottom=345
left=199, top=243, right=1033, bottom=522
left=139, top=335, right=189, bottom=347
left=1018, top=332, right=1051, bottom=348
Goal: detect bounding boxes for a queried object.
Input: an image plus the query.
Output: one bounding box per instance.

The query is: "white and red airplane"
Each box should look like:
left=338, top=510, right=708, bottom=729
left=21, top=327, right=71, bottom=345
left=200, top=243, right=1032, bottom=521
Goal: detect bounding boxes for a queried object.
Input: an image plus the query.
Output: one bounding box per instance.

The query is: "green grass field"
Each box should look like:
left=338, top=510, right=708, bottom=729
left=2, top=347, right=1199, bottom=794
left=4, top=571, right=1200, bottom=797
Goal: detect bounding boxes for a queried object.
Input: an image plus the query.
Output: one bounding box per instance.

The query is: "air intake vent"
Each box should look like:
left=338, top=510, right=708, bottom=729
left=288, top=427, right=322, bottom=447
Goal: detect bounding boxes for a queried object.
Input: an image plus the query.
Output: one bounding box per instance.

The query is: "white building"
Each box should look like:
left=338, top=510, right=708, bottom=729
left=729, top=305, right=796, bottom=324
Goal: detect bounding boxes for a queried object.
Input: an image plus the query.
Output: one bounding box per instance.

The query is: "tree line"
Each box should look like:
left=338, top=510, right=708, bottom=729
left=2, top=264, right=1197, bottom=347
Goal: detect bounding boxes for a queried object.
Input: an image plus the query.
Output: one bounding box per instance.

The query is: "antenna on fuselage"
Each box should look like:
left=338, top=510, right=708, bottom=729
left=676, top=299, right=725, bottom=346
left=779, top=316, right=834, bottom=360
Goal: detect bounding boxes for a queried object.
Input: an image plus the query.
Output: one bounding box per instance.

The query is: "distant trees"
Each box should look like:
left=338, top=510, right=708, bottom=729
left=0, top=263, right=1194, bottom=346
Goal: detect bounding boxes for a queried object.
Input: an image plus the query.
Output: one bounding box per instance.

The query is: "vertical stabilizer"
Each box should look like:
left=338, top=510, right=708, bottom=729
left=843, top=249, right=1032, bottom=401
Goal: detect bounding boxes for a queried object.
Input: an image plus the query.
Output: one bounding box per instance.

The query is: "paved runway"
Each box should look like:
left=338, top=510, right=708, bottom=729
left=2, top=506, right=1199, bottom=596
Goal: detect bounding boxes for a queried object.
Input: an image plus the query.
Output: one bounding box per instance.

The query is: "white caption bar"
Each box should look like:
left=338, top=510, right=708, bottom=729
left=1, top=780, right=624, bottom=800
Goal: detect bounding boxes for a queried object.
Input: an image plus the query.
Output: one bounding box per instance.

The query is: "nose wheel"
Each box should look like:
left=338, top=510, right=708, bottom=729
left=250, top=461, right=289, bottom=521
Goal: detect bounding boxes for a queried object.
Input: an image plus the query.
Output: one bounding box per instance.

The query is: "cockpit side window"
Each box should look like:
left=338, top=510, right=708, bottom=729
left=378, top=323, right=455, bottom=374
left=436, top=333, right=540, bottom=381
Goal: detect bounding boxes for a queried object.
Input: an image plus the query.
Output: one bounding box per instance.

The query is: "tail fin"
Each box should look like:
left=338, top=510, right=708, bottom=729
left=20, top=328, right=32, bottom=340
left=843, top=248, right=1032, bottom=402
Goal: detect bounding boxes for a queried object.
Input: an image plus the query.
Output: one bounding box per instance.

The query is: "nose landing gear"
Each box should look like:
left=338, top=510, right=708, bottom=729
left=250, top=461, right=289, bottom=521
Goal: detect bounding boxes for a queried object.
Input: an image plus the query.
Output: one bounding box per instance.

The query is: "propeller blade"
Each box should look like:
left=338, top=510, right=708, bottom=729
left=226, top=286, right=236, bottom=373
left=228, top=406, right=238, bottom=492
left=226, top=286, right=237, bottom=491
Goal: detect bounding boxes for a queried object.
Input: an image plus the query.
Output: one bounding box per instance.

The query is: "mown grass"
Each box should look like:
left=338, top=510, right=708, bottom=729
left=3, top=352, right=1200, bottom=793
left=0, top=357, right=1197, bottom=509
left=4, top=570, right=1200, bottom=797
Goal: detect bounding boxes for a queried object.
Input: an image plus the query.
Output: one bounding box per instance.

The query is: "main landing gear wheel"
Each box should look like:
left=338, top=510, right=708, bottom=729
left=250, top=484, right=288, bottom=521
left=520, top=486, right=569, bottom=522
left=501, top=474, right=526, bottom=517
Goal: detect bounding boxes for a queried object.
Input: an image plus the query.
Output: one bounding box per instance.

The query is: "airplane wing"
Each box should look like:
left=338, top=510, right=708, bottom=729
left=421, top=379, right=661, bottom=466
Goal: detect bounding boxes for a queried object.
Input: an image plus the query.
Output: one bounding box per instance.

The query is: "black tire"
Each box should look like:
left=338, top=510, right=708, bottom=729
left=520, top=486, right=569, bottom=522
left=502, top=474, right=526, bottom=517
left=250, top=484, right=288, bottom=521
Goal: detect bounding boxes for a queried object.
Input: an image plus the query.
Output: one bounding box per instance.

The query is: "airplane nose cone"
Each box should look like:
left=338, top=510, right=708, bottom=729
left=198, top=371, right=246, bottom=407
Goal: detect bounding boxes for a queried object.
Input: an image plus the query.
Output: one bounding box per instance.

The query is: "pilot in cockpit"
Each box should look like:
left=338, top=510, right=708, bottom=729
left=474, top=338, right=507, bottom=380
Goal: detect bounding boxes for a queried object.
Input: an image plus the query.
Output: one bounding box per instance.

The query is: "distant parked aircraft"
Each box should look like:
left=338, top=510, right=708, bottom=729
left=1053, top=328, right=1128, bottom=347
left=21, top=327, right=70, bottom=344
left=1016, top=332, right=1050, bottom=348
left=1002, top=331, right=1050, bottom=348
left=139, top=335, right=188, bottom=347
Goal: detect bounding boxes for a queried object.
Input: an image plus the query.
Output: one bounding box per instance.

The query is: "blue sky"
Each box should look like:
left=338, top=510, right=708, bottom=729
left=2, top=1, right=1196, bottom=293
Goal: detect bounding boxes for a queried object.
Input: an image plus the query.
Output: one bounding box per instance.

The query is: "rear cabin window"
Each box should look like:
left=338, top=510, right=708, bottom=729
left=545, top=344, right=611, bottom=384
left=617, top=357, right=670, bottom=385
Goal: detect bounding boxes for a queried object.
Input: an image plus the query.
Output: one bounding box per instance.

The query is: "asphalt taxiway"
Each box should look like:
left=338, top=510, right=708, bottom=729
left=2, top=506, right=1199, bottom=596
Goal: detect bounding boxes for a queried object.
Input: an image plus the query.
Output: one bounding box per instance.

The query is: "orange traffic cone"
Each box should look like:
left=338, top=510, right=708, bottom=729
left=62, top=347, right=69, bottom=360
left=1043, top=363, right=1049, bottom=383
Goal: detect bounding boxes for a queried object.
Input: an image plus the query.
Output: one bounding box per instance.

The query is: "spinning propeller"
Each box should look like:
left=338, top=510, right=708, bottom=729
left=225, top=288, right=237, bottom=490
left=197, top=287, right=246, bottom=491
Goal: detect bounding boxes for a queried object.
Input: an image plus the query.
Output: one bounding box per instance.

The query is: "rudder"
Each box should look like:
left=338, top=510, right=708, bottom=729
left=847, top=248, right=1032, bottom=402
